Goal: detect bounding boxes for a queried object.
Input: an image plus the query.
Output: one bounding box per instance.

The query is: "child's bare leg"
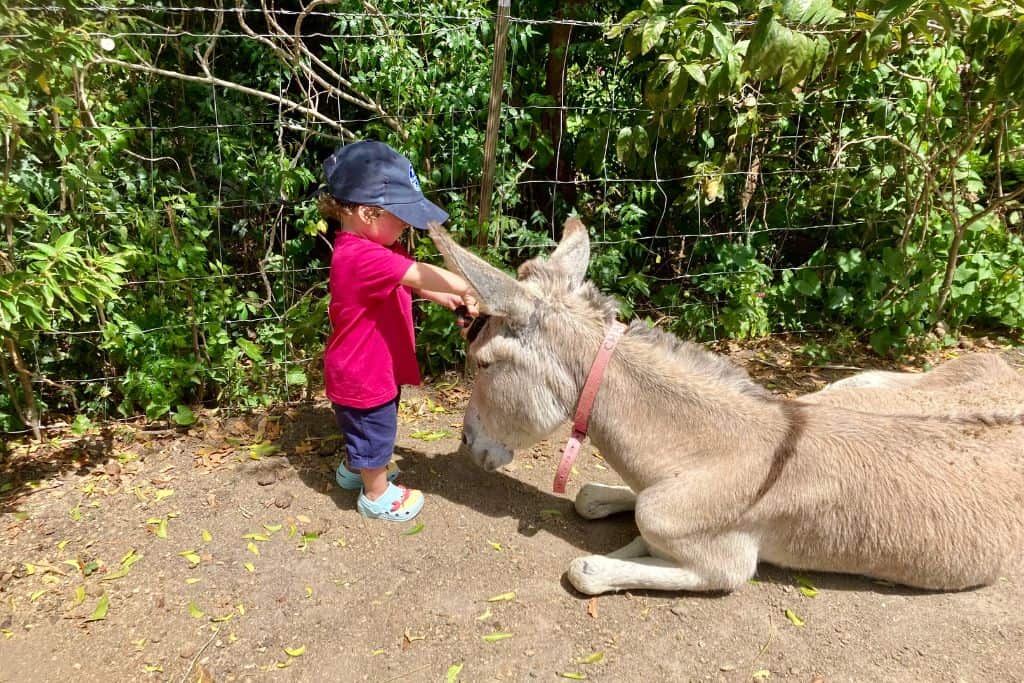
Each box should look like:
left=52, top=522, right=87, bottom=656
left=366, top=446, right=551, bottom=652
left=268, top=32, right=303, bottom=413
left=361, top=466, right=390, bottom=499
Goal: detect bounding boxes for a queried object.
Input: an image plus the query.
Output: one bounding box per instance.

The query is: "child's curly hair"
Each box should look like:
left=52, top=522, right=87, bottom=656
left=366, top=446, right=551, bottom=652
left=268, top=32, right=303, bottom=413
left=317, top=195, right=383, bottom=223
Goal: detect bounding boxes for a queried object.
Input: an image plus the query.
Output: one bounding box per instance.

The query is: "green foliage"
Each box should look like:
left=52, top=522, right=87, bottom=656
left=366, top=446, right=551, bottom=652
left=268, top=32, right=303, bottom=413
left=2, top=0, right=1023, bottom=432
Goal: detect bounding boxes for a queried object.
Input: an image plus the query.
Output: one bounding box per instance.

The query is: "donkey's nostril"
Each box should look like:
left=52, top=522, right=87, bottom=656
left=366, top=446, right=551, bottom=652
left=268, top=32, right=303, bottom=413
left=461, top=432, right=468, bottom=444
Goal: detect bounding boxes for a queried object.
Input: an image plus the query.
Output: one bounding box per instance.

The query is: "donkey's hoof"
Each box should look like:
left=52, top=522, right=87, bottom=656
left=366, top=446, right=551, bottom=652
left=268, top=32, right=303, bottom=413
left=567, top=556, right=613, bottom=595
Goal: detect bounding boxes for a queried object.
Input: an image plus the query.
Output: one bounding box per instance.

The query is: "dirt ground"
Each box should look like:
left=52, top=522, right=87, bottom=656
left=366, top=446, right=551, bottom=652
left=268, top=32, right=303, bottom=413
left=1, top=339, right=1023, bottom=682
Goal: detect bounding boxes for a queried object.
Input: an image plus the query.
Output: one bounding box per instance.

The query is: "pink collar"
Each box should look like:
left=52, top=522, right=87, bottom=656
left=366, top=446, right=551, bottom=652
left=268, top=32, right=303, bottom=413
left=553, top=321, right=627, bottom=493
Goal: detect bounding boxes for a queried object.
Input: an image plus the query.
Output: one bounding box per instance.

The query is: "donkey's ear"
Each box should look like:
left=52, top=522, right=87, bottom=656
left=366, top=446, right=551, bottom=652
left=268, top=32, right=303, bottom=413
left=547, top=216, right=590, bottom=289
left=427, top=222, right=534, bottom=320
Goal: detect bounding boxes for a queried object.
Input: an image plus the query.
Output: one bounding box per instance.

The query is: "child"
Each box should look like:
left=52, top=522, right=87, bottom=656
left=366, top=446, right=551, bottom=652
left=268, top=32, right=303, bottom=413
left=318, top=140, right=477, bottom=522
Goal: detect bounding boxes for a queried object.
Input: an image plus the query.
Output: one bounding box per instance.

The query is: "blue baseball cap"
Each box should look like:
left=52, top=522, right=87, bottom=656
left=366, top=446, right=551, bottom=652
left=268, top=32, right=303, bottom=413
left=323, top=140, right=448, bottom=230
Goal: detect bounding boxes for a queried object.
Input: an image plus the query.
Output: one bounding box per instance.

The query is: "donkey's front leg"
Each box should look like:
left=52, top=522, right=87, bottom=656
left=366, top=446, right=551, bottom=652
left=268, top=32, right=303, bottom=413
left=566, top=531, right=758, bottom=595
left=574, top=483, right=637, bottom=520
left=566, top=478, right=759, bottom=595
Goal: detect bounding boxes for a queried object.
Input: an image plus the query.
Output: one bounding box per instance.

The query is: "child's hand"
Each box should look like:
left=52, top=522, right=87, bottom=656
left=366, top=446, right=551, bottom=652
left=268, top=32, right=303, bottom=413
left=434, top=292, right=463, bottom=311
left=462, top=293, right=479, bottom=318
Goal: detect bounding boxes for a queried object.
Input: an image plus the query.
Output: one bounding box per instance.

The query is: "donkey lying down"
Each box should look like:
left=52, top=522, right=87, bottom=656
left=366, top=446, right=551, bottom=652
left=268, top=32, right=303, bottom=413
left=429, top=219, right=1024, bottom=596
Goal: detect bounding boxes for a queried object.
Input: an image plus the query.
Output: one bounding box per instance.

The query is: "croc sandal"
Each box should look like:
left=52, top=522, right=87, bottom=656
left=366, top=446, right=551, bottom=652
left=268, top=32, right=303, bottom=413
left=357, top=483, right=424, bottom=522
left=336, top=460, right=400, bottom=490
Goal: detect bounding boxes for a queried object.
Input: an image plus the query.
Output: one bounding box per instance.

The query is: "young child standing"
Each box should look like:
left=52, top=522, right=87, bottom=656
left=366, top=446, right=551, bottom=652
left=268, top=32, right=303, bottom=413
left=318, top=140, right=476, bottom=522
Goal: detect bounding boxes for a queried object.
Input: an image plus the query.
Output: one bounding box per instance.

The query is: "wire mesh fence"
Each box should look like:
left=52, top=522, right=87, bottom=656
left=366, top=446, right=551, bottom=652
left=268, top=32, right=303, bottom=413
left=3, top=1, right=1022, bottom=435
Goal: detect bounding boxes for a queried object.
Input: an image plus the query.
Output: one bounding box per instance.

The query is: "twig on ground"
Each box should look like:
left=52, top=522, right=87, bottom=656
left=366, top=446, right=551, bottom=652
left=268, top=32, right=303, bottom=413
left=177, top=628, right=219, bottom=683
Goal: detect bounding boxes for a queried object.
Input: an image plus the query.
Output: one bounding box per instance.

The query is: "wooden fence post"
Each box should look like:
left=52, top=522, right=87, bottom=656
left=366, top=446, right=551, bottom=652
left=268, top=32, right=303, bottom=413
left=477, top=0, right=511, bottom=247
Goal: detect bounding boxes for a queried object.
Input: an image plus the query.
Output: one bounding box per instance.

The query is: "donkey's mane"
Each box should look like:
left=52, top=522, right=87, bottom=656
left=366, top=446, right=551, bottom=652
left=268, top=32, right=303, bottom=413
left=626, top=321, right=771, bottom=399
left=523, top=261, right=771, bottom=400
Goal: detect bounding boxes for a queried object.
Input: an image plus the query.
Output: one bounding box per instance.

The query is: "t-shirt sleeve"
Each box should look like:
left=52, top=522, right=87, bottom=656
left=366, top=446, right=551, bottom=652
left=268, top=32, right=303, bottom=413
left=350, top=242, right=415, bottom=303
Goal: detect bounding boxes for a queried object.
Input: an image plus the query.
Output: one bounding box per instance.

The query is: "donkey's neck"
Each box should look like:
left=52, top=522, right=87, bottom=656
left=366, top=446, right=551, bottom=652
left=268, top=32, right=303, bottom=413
left=581, top=334, right=784, bottom=491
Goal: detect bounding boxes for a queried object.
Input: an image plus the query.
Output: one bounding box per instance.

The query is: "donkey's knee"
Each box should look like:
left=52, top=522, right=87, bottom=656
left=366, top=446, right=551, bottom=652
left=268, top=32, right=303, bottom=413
left=575, top=483, right=636, bottom=520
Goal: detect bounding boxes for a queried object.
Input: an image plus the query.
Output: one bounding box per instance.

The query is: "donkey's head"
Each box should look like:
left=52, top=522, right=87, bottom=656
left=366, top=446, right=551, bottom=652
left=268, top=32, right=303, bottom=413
left=429, top=218, right=617, bottom=471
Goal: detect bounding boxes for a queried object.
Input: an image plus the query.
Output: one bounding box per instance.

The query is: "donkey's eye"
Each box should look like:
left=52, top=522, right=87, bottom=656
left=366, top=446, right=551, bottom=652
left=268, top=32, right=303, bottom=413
left=475, top=360, right=491, bottom=370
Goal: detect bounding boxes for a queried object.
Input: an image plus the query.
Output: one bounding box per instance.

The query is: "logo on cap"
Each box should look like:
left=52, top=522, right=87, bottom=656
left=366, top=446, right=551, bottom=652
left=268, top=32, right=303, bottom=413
left=407, top=164, right=422, bottom=193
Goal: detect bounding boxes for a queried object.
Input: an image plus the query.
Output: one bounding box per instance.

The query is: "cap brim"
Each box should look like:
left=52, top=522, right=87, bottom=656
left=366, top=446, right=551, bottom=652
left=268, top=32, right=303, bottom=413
left=384, top=198, right=449, bottom=230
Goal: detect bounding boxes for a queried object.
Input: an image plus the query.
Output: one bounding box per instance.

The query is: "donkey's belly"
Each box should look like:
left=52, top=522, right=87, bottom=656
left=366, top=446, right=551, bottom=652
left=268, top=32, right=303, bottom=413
left=755, top=523, right=1013, bottom=590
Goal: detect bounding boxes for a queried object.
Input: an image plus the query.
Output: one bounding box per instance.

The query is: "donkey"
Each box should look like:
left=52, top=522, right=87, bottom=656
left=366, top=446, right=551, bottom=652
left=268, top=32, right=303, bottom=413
left=429, top=218, right=1024, bottom=596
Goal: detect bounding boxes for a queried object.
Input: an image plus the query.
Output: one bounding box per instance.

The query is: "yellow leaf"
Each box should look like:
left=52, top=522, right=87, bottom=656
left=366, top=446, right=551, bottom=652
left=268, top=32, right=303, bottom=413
left=247, top=542, right=259, bottom=556
left=753, top=670, right=771, bottom=680
left=210, top=613, right=234, bottom=623
left=178, top=550, right=201, bottom=565
left=57, top=539, right=71, bottom=550
left=120, top=549, right=142, bottom=568
left=201, top=529, right=212, bottom=543
left=482, top=632, right=513, bottom=642
left=100, top=567, right=131, bottom=581
left=304, top=586, right=313, bottom=598
left=73, top=585, right=86, bottom=605
left=487, top=540, right=502, bottom=551
left=795, top=575, right=819, bottom=598
left=244, top=563, right=255, bottom=573
left=143, top=664, right=163, bottom=673
left=445, top=663, right=464, bottom=682
left=185, top=578, right=201, bottom=585
left=487, top=591, right=516, bottom=602
left=559, top=674, right=587, bottom=680
left=371, top=648, right=385, bottom=656
left=263, top=523, right=282, bottom=534
left=476, top=607, right=492, bottom=621
left=153, top=489, right=174, bottom=502
left=284, top=645, right=306, bottom=657
left=188, top=602, right=205, bottom=619
left=29, top=589, right=45, bottom=602
left=296, top=514, right=312, bottom=524
left=575, top=652, right=604, bottom=665
left=243, top=533, right=270, bottom=541
left=784, top=608, right=805, bottom=627
left=236, top=603, right=245, bottom=616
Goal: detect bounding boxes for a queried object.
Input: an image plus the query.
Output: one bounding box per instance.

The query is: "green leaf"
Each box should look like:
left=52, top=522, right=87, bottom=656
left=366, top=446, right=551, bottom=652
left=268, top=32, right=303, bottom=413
left=188, top=602, right=205, bottom=619
left=172, top=405, right=197, bottom=426
left=482, top=632, right=514, bottom=643
left=682, top=63, right=707, bottom=87
left=575, top=652, right=604, bottom=664
left=641, top=16, right=668, bottom=55
left=402, top=522, right=425, bottom=536
left=780, top=0, right=843, bottom=25
left=86, top=593, right=109, bottom=621
left=236, top=338, right=264, bottom=363
left=286, top=369, right=307, bottom=386
left=249, top=442, right=279, bottom=458
left=559, top=674, right=587, bottom=680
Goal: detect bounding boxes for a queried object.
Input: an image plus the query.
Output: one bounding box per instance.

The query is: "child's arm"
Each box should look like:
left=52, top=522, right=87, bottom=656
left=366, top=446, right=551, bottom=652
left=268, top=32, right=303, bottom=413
left=400, top=263, right=478, bottom=315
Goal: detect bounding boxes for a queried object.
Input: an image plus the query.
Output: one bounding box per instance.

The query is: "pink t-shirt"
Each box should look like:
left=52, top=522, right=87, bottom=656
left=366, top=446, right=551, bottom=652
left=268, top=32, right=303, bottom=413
left=324, top=231, right=420, bottom=408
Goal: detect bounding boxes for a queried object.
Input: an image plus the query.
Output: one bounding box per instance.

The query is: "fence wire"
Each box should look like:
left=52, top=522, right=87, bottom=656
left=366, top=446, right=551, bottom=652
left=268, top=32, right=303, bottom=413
left=3, top=3, right=1019, bottom=436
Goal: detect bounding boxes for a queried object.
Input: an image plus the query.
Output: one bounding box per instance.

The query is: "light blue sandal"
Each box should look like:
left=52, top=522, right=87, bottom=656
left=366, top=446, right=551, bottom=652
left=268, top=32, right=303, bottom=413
left=336, top=459, right=400, bottom=490
left=357, top=483, right=424, bottom=522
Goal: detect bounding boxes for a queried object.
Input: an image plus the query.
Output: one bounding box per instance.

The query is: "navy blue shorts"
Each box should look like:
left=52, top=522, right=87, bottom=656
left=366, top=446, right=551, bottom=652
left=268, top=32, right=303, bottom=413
left=333, top=394, right=400, bottom=471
